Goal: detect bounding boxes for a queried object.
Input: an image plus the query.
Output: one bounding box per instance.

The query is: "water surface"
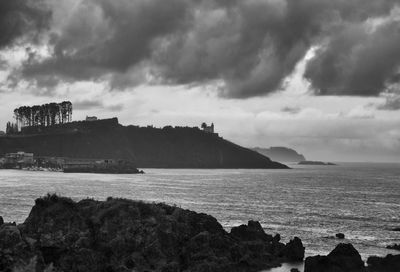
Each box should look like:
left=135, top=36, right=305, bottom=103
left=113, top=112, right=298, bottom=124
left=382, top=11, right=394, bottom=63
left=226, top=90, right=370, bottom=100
left=0, top=163, right=399, bottom=262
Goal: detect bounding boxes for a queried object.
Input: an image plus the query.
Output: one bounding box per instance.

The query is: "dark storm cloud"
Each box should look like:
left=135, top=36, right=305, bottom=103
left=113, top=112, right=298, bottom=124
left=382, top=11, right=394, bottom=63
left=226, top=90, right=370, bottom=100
left=0, top=0, right=50, bottom=48
left=22, top=0, right=190, bottom=87
left=305, top=20, right=400, bottom=96
left=14, top=0, right=400, bottom=97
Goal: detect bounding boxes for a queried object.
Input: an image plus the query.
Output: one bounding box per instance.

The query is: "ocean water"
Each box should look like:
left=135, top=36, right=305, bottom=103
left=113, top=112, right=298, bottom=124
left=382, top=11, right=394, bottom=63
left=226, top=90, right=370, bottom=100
left=0, top=163, right=399, bottom=265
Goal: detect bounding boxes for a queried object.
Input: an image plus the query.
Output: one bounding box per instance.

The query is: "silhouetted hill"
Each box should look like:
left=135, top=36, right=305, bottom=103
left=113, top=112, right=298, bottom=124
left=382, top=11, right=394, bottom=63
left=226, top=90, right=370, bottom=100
left=252, top=147, right=306, bottom=162
left=0, top=119, right=288, bottom=169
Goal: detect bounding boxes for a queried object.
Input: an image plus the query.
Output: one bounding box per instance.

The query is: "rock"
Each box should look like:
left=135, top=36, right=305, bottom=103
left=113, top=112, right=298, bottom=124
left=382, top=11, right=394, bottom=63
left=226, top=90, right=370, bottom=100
left=391, top=227, right=400, bottom=232
left=0, top=216, right=3, bottom=226
left=291, top=269, right=300, bottom=272
left=0, top=225, right=22, bottom=249
left=230, top=220, right=273, bottom=242
left=386, top=244, right=400, bottom=251
left=305, top=243, right=365, bottom=272
left=0, top=194, right=298, bottom=272
left=336, top=233, right=345, bottom=239
left=283, top=237, right=305, bottom=261
left=367, top=254, right=400, bottom=272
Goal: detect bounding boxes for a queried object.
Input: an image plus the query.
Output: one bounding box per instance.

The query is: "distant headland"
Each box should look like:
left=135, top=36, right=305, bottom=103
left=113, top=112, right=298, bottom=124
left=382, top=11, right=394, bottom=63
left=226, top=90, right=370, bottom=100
left=0, top=101, right=288, bottom=169
left=252, top=146, right=306, bottom=163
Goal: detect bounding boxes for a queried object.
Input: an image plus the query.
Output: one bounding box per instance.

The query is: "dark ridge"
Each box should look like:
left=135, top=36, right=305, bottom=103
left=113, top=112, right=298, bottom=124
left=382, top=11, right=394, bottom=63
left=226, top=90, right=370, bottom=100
left=0, top=119, right=288, bottom=169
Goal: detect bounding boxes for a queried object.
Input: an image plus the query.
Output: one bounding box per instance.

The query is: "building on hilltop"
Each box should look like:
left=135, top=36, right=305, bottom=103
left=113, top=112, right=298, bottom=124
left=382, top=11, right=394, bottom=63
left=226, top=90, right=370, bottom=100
left=201, top=122, right=215, bottom=133
left=86, top=116, right=98, bottom=121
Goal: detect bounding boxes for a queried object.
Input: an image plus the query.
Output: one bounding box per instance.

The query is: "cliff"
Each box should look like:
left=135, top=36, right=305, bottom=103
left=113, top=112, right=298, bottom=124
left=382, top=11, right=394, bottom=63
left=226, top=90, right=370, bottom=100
left=0, top=194, right=304, bottom=272
left=0, top=119, right=288, bottom=169
left=252, top=147, right=306, bottom=163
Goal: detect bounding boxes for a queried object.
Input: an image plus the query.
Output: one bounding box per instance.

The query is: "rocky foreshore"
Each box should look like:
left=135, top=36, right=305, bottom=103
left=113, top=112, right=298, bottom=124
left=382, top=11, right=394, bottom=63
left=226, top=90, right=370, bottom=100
left=1, top=195, right=399, bottom=272
left=0, top=194, right=304, bottom=272
left=304, top=243, right=400, bottom=272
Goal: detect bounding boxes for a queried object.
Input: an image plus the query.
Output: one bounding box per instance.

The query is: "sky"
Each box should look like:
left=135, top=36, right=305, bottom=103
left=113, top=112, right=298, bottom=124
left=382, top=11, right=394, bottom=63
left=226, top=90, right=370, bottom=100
left=0, top=0, right=400, bottom=162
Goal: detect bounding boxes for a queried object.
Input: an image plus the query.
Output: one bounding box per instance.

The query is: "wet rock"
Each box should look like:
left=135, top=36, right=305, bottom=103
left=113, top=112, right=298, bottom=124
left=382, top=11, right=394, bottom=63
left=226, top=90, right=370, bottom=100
left=291, top=269, right=300, bottom=272
left=283, top=237, right=305, bottom=261
left=386, top=244, right=400, bottom=251
left=391, top=227, right=400, bottom=232
left=367, top=254, right=400, bottom=272
left=304, top=243, right=365, bottom=272
left=0, top=216, right=3, bottom=226
left=336, top=233, right=345, bottom=239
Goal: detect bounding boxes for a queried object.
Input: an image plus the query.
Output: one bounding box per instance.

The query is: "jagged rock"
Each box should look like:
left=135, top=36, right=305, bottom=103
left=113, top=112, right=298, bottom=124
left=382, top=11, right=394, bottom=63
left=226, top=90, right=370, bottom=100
left=230, top=220, right=273, bottom=242
left=336, top=233, right=345, bottom=239
left=304, top=243, right=365, bottom=272
left=367, top=254, right=400, bottom=272
left=0, top=216, right=4, bottom=226
left=0, top=194, right=303, bottom=272
left=283, top=237, right=305, bottom=261
left=291, top=269, right=300, bottom=272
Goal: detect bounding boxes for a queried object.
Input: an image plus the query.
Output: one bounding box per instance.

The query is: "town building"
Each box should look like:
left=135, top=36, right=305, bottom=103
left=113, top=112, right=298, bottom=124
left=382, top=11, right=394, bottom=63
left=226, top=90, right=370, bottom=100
left=86, top=116, right=98, bottom=121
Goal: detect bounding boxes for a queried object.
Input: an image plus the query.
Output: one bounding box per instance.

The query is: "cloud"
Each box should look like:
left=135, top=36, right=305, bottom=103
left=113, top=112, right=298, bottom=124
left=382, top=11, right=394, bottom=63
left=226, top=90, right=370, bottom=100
left=377, top=94, right=400, bottom=111
left=74, top=99, right=124, bottom=112
left=305, top=15, right=400, bottom=96
left=4, top=0, right=400, bottom=98
left=0, top=0, right=50, bottom=48
left=73, top=99, right=103, bottom=110
left=281, top=106, right=301, bottom=114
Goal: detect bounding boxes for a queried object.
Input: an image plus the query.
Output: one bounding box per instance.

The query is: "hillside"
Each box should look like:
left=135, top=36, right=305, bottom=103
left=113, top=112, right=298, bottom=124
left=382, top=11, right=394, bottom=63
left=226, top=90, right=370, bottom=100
left=252, top=147, right=306, bottom=163
left=0, top=119, right=288, bottom=169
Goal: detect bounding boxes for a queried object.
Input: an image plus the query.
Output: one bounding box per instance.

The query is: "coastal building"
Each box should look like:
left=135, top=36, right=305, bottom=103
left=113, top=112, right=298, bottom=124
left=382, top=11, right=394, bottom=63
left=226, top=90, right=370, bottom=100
left=201, top=122, right=215, bottom=133
left=86, top=116, right=98, bottom=121
left=4, top=152, right=34, bottom=168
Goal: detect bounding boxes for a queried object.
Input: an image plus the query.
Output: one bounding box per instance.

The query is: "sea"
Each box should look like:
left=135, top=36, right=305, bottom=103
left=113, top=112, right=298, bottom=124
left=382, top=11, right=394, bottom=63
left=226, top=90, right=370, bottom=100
left=0, top=162, right=399, bottom=271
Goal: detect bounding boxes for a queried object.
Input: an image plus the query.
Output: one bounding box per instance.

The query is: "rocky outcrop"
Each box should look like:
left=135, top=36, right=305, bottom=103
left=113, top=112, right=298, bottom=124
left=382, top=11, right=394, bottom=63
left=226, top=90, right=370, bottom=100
left=0, top=194, right=304, bottom=272
left=305, top=243, right=400, bottom=272
left=283, top=237, right=305, bottom=262
left=367, top=254, right=400, bottom=272
left=304, top=243, right=365, bottom=272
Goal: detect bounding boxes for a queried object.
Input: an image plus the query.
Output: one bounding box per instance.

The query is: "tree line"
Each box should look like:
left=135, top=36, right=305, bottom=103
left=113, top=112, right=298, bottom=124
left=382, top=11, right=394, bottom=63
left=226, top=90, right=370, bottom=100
left=12, top=101, right=73, bottom=130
